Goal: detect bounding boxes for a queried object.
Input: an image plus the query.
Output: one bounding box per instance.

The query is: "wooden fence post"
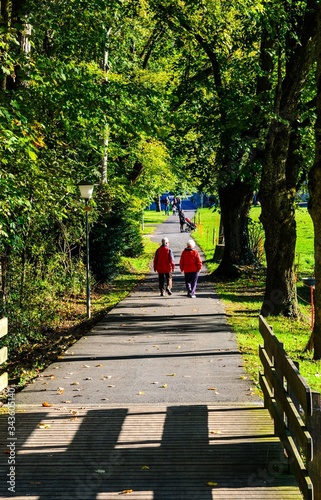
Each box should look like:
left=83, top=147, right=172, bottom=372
left=307, top=391, right=321, bottom=500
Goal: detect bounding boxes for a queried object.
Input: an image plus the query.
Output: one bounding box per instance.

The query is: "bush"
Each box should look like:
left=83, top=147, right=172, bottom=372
left=90, top=210, right=144, bottom=282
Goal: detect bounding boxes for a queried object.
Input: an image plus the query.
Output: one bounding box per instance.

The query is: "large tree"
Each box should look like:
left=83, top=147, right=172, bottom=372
left=259, top=0, right=321, bottom=318
left=150, top=0, right=271, bottom=276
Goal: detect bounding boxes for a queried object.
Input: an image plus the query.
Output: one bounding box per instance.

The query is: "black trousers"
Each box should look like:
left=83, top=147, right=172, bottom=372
left=158, top=272, right=173, bottom=291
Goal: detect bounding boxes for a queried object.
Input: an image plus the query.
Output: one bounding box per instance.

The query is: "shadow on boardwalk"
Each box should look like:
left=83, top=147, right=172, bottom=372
left=0, top=404, right=302, bottom=499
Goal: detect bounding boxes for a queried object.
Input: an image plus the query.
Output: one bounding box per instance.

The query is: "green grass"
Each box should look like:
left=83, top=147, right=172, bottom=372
left=295, top=208, right=315, bottom=277
left=192, top=208, right=221, bottom=273
left=142, top=210, right=169, bottom=235
left=193, top=207, right=321, bottom=395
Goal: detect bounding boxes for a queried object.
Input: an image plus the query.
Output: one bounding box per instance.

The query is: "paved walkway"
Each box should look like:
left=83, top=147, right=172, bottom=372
left=0, top=202, right=303, bottom=498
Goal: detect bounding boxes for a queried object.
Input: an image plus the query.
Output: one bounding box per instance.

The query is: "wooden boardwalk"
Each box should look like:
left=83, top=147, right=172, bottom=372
left=0, top=403, right=303, bottom=499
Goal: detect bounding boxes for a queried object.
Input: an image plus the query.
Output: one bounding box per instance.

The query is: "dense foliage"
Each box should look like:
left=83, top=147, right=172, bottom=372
left=0, top=0, right=185, bottom=356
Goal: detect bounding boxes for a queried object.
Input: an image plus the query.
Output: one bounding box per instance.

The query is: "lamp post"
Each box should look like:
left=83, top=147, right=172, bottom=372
left=78, top=181, right=95, bottom=319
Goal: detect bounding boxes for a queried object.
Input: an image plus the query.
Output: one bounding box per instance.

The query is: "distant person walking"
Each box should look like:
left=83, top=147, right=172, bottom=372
left=179, top=239, right=202, bottom=298
left=164, top=196, right=170, bottom=215
left=153, top=237, right=175, bottom=296
left=178, top=210, right=186, bottom=232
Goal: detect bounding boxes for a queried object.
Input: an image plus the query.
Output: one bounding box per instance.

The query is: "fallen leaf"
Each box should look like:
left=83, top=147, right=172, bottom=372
left=42, top=401, right=53, bottom=407
left=96, top=364, right=103, bottom=367
left=38, top=423, right=51, bottom=429
left=161, top=384, right=167, bottom=388
left=208, top=387, right=217, bottom=391
left=210, top=430, right=222, bottom=434
left=84, top=377, right=92, bottom=380
left=71, top=382, right=79, bottom=386
left=141, top=465, right=150, bottom=470
left=83, top=364, right=90, bottom=368
left=95, top=469, right=105, bottom=474
left=206, top=481, right=218, bottom=487
left=138, top=391, right=145, bottom=395
left=57, top=387, right=64, bottom=394
left=120, top=490, right=133, bottom=495
left=166, top=373, right=176, bottom=376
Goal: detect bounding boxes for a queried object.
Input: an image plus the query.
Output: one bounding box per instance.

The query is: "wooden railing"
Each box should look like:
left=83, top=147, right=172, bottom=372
left=0, top=317, right=8, bottom=392
left=259, top=315, right=321, bottom=500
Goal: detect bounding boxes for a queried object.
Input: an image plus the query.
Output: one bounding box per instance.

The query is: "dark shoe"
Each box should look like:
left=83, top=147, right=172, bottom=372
left=160, top=291, right=164, bottom=296
left=166, top=288, right=172, bottom=295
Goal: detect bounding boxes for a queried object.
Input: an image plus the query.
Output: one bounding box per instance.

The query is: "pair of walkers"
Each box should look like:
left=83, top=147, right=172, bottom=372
left=153, top=237, right=202, bottom=298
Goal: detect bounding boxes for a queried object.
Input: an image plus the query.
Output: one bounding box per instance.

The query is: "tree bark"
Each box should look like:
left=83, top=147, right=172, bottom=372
left=154, top=196, right=161, bottom=212
left=214, top=179, right=254, bottom=277
left=259, top=124, right=299, bottom=317
left=308, top=6, right=321, bottom=360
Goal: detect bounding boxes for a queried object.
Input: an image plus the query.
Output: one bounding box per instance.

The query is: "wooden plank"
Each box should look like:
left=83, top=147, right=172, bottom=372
left=0, top=317, right=7, bottom=339
left=0, top=371, right=8, bottom=392
left=0, top=346, right=7, bottom=365
left=307, top=392, right=321, bottom=500
left=0, top=404, right=304, bottom=499
left=259, top=315, right=312, bottom=416
left=260, top=347, right=313, bottom=461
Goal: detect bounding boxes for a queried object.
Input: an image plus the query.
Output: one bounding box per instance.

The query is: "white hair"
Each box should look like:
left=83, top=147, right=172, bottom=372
left=162, top=237, right=169, bottom=245
left=187, top=239, right=195, bottom=248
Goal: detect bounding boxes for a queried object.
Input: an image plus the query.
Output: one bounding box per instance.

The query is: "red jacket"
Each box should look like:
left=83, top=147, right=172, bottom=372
left=179, top=248, right=202, bottom=273
left=154, top=245, right=175, bottom=273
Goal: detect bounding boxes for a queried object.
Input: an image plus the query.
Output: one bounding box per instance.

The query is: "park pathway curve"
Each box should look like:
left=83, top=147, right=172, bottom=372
left=0, top=201, right=303, bottom=498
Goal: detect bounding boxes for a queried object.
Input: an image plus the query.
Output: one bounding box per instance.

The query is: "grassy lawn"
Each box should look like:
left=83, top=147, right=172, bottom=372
left=193, top=206, right=321, bottom=395
left=142, top=210, right=169, bottom=235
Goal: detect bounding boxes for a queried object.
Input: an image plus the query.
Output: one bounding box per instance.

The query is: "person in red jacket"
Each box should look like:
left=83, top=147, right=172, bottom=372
left=153, top=237, right=175, bottom=296
left=179, top=239, right=202, bottom=298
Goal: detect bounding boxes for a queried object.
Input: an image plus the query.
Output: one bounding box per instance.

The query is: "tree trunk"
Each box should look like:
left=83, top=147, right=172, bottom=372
left=308, top=8, right=321, bottom=360
left=214, top=179, right=254, bottom=277
left=154, top=196, right=161, bottom=212
left=259, top=0, right=319, bottom=318
left=260, top=133, right=299, bottom=317
left=100, top=27, right=111, bottom=184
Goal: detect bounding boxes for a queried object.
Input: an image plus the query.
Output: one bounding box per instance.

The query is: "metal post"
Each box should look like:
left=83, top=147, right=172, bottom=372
left=85, top=204, right=91, bottom=319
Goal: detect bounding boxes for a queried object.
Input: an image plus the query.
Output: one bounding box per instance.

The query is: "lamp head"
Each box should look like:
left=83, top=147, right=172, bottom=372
left=78, top=181, right=95, bottom=200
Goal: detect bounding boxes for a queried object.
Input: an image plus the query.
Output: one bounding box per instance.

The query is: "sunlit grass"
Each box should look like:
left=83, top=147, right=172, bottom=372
left=142, top=210, right=169, bottom=235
